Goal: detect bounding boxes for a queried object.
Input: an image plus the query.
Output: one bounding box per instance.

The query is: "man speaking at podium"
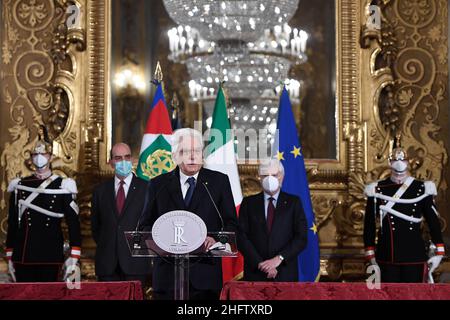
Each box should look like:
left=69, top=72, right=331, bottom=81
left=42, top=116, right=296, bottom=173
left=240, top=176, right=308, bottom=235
left=143, top=128, right=238, bottom=300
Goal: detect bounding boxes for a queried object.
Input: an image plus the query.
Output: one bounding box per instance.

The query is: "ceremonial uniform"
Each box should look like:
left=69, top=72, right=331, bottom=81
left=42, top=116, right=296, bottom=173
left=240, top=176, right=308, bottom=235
left=5, top=174, right=81, bottom=282
left=364, top=177, right=445, bottom=282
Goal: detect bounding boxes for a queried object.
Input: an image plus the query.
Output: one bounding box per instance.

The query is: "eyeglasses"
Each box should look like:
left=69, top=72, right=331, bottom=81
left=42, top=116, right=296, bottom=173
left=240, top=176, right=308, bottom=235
left=112, top=154, right=132, bottom=161
left=178, top=149, right=203, bottom=156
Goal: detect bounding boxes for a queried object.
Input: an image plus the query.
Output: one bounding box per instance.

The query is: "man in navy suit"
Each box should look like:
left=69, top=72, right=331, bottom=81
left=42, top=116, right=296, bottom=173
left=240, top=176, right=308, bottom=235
left=91, top=143, right=151, bottom=288
left=238, top=159, right=307, bottom=281
left=143, top=128, right=238, bottom=300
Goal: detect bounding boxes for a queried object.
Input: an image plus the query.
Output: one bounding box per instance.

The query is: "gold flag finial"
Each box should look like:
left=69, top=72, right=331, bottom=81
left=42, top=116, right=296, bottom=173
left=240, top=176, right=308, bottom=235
left=221, top=84, right=232, bottom=119
left=154, top=61, right=163, bottom=83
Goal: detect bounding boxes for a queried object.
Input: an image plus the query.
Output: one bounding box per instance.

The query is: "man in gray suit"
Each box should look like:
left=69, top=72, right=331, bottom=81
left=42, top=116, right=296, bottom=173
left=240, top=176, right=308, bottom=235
left=91, top=143, right=151, bottom=287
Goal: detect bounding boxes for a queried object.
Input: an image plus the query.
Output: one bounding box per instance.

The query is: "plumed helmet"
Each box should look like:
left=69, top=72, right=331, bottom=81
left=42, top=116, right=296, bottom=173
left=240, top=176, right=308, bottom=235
left=388, top=133, right=408, bottom=161
left=32, top=125, right=53, bottom=155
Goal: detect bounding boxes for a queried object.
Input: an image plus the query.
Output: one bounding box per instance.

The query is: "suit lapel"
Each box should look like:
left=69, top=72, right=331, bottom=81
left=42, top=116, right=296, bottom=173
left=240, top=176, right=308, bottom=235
left=167, top=167, right=185, bottom=209
left=108, top=179, right=119, bottom=219
left=119, top=175, right=138, bottom=219
left=256, top=192, right=269, bottom=236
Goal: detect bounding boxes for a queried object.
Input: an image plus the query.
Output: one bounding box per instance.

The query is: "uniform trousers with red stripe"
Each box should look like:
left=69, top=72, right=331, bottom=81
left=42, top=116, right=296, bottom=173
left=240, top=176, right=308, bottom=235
left=379, top=262, right=427, bottom=283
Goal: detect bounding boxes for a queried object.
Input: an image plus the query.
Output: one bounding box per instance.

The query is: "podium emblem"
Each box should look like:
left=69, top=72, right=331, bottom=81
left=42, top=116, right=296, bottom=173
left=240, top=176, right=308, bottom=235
left=152, top=210, right=207, bottom=254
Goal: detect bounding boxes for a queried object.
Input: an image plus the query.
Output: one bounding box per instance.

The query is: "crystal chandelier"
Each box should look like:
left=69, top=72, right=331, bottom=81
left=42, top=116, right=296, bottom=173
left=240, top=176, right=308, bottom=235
left=163, top=0, right=307, bottom=139
left=168, top=23, right=307, bottom=102
left=163, top=0, right=300, bottom=43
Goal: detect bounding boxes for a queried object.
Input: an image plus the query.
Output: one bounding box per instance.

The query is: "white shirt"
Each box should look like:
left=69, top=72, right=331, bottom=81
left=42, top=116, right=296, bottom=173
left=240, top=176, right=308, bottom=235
left=114, top=173, right=133, bottom=198
left=264, top=191, right=280, bottom=220
left=179, top=171, right=199, bottom=199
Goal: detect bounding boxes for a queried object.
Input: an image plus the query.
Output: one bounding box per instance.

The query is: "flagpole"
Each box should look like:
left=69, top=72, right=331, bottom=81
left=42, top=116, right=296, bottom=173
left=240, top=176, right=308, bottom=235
left=220, top=81, right=231, bottom=121
left=171, top=92, right=179, bottom=119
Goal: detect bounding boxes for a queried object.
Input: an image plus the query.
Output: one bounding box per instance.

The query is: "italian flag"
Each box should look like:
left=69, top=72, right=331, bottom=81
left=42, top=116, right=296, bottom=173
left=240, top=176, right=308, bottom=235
left=136, top=82, right=175, bottom=180
left=204, top=86, right=243, bottom=282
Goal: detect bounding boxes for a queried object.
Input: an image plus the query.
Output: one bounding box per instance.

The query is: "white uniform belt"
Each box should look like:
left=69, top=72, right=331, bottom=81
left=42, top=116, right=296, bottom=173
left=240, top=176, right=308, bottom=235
left=18, top=174, right=59, bottom=221
left=374, top=193, right=428, bottom=204
left=378, top=176, right=413, bottom=231
left=18, top=200, right=65, bottom=219
left=379, top=205, right=423, bottom=223
left=15, top=185, right=73, bottom=194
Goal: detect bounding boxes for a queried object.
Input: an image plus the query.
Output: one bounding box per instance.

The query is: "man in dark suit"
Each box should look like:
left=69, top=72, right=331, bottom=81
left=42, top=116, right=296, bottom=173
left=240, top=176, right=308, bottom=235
left=91, top=143, right=151, bottom=287
left=143, top=128, right=238, bottom=300
left=238, top=159, right=307, bottom=281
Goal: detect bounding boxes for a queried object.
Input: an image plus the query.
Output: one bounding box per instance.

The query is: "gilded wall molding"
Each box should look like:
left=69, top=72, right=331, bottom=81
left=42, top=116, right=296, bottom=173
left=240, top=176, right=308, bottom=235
left=361, top=0, right=449, bottom=240
left=80, top=0, right=374, bottom=280
left=0, top=0, right=87, bottom=248
left=1, top=0, right=447, bottom=281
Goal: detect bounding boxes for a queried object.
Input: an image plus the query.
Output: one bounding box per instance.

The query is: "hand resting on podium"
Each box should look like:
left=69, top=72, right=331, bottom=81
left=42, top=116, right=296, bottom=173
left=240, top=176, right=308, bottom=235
left=207, top=241, right=232, bottom=254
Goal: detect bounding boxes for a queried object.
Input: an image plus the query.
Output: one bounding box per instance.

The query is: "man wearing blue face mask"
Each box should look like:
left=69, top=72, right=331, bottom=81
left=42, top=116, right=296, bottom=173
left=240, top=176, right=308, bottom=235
left=91, top=143, right=151, bottom=288
left=237, top=159, right=307, bottom=281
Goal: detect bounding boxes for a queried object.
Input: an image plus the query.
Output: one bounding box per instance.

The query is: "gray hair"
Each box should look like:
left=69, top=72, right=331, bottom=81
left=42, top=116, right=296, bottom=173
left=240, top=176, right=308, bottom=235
left=171, top=128, right=204, bottom=155
left=258, top=158, right=285, bottom=176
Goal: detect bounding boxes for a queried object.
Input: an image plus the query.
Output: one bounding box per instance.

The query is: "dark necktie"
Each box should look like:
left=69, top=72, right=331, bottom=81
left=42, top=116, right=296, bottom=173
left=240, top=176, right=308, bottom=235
left=116, top=180, right=125, bottom=215
left=267, top=197, right=275, bottom=233
left=184, top=177, right=196, bottom=207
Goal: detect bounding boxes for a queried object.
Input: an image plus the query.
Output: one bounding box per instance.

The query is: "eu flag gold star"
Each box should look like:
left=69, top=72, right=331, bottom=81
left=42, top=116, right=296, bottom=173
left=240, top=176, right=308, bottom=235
left=291, top=146, right=302, bottom=158
left=277, top=151, right=285, bottom=161
left=310, top=223, right=318, bottom=234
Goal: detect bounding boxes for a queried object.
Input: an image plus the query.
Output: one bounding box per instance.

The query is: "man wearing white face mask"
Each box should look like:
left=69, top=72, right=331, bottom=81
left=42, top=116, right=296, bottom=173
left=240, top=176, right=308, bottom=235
left=91, top=143, right=151, bottom=288
left=5, top=126, right=81, bottom=282
left=364, top=134, right=445, bottom=283
left=238, top=159, right=307, bottom=281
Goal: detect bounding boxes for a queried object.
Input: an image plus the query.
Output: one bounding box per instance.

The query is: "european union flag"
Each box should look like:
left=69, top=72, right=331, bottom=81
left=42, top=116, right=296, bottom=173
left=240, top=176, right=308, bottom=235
left=273, top=87, right=320, bottom=282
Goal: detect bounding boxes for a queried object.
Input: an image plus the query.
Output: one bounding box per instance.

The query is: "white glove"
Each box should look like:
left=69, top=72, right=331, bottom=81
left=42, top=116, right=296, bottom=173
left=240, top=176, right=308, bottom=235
left=370, top=257, right=378, bottom=267
left=8, top=260, right=16, bottom=283
left=428, top=255, right=443, bottom=274
left=63, top=257, right=79, bottom=281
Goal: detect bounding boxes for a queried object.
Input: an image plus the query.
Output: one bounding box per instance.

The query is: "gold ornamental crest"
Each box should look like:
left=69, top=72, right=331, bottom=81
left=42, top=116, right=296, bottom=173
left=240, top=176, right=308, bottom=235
left=140, top=149, right=175, bottom=178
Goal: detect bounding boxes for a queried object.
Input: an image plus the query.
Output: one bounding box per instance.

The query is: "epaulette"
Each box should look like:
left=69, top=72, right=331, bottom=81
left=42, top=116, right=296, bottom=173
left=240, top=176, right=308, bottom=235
left=7, top=178, right=21, bottom=193
left=61, top=178, right=78, bottom=194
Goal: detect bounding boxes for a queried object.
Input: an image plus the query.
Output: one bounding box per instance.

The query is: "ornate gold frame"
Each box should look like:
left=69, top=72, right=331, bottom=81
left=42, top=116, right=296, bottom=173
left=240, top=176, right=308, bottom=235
left=9, top=0, right=448, bottom=281
left=81, top=0, right=391, bottom=279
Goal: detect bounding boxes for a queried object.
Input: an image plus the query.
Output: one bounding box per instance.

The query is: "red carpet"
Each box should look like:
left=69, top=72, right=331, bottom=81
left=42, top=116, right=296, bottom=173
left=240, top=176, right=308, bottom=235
left=221, top=281, right=450, bottom=300
left=0, top=281, right=143, bottom=300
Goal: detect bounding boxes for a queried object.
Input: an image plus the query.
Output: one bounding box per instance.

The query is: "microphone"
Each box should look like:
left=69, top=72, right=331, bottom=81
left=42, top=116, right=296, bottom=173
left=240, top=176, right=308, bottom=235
left=202, top=181, right=229, bottom=244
